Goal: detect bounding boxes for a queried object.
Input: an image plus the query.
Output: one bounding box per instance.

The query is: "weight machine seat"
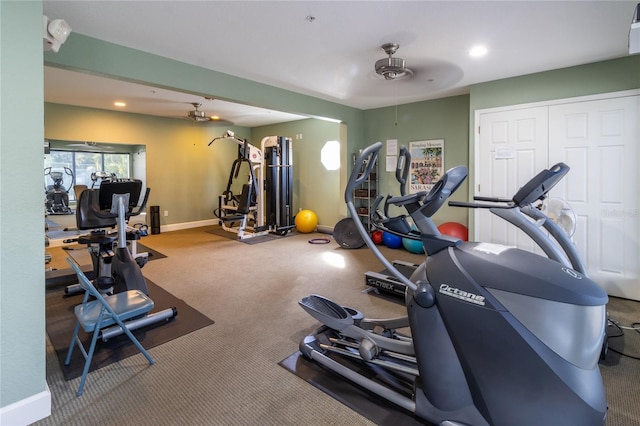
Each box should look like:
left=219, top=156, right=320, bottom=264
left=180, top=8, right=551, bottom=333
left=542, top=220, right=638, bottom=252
left=237, top=183, right=254, bottom=214
left=77, top=233, right=116, bottom=246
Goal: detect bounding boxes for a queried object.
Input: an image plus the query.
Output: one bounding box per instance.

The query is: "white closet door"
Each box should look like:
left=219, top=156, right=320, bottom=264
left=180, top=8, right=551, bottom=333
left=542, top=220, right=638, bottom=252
left=476, top=106, right=548, bottom=253
left=548, top=95, right=640, bottom=300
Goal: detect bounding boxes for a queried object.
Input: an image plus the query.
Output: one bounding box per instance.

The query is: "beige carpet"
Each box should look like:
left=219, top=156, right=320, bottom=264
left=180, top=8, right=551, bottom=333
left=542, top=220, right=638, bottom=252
left=38, top=225, right=640, bottom=425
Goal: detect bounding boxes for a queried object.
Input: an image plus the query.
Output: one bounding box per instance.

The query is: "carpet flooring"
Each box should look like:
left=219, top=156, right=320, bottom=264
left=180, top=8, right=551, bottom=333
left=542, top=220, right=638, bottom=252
left=280, top=351, right=429, bottom=425
left=36, top=226, right=640, bottom=426
left=45, top=279, right=214, bottom=381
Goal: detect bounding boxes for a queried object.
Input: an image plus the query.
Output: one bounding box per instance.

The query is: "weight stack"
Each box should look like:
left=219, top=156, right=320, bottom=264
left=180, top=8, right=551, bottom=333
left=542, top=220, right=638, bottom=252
left=150, top=205, right=161, bottom=234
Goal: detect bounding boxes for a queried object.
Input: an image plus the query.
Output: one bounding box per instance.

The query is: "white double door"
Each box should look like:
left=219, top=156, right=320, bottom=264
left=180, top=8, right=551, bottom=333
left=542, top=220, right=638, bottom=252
left=476, top=91, right=640, bottom=300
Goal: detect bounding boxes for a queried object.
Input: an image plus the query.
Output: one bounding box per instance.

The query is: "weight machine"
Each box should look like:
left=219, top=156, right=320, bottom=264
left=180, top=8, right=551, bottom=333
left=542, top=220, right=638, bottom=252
left=209, top=131, right=294, bottom=239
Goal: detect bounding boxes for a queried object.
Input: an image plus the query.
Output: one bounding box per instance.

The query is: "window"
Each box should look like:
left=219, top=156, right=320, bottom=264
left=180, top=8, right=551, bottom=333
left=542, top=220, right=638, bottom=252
left=321, top=140, right=341, bottom=171
left=44, top=150, right=131, bottom=201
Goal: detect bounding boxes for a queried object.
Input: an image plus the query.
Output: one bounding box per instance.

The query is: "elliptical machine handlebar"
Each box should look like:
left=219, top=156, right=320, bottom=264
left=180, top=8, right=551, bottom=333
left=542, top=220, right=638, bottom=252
left=513, top=162, right=569, bottom=206
left=345, top=142, right=382, bottom=203
left=345, top=143, right=468, bottom=292
left=449, top=162, right=570, bottom=211
left=345, top=142, right=419, bottom=292
left=396, top=146, right=410, bottom=196
left=448, top=162, right=586, bottom=274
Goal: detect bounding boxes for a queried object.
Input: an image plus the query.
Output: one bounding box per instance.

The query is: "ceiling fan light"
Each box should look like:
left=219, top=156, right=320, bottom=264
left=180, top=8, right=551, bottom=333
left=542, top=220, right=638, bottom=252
left=187, top=102, right=211, bottom=121
left=188, top=110, right=208, bottom=120
left=375, top=57, right=413, bottom=80
left=374, top=43, right=413, bottom=80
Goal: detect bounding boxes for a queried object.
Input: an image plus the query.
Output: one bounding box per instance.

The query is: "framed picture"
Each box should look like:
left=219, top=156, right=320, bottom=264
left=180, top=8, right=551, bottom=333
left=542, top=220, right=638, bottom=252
left=409, top=139, right=444, bottom=194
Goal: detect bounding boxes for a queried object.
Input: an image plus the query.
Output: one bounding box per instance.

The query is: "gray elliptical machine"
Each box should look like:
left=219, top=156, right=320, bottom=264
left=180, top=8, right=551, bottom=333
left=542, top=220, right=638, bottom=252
left=299, top=142, right=608, bottom=425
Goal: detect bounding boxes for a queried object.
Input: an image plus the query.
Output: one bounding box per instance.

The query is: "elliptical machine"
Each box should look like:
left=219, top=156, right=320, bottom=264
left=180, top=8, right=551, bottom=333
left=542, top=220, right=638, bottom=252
left=299, top=142, right=608, bottom=425
left=45, top=166, right=74, bottom=215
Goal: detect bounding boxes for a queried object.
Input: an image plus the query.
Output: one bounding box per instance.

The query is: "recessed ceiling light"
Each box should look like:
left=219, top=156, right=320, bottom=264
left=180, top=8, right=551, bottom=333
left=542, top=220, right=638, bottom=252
left=114, top=101, right=126, bottom=107
left=469, top=45, right=488, bottom=57
left=469, top=45, right=488, bottom=58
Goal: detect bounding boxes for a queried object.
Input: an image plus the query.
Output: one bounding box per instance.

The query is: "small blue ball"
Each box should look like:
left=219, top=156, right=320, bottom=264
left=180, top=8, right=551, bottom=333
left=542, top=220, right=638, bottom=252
left=382, top=232, right=403, bottom=249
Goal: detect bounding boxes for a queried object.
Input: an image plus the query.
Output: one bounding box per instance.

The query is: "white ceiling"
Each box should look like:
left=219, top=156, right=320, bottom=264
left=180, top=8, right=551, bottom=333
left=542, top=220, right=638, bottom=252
left=43, top=1, right=639, bottom=127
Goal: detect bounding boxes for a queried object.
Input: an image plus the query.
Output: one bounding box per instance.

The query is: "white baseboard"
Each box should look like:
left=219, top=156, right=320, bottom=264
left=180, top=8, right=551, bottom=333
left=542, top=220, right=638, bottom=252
left=159, top=219, right=218, bottom=233
left=47, top=219, right=218, bottom=247
left=0, top=385, right=51, bottom=426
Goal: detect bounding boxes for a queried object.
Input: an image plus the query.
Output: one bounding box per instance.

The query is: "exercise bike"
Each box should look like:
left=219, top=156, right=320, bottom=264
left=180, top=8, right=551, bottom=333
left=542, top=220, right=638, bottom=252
left=65, top=178, right=177, bottom=341
left=299, top=142, right=608, bottom=425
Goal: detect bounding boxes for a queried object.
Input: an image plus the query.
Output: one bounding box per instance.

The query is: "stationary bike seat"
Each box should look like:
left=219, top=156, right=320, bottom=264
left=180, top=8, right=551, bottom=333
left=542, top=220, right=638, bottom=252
left=78, top=233, right=116, bottom=245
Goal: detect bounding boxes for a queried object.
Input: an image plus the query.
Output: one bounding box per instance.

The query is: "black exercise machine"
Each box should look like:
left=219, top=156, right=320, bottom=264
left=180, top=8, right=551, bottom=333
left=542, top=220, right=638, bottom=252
left=299, top=142, right=608, bottom=425
left=45, top=166, right=74, bottom=215
left=65, top=178, right=177, bottom=341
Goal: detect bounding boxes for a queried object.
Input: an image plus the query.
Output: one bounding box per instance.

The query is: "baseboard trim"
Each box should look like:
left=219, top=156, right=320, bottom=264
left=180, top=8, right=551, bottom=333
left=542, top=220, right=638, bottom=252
left=0, top=385, right=51, bottom=426
left=159, top=219, right=218, bottom=233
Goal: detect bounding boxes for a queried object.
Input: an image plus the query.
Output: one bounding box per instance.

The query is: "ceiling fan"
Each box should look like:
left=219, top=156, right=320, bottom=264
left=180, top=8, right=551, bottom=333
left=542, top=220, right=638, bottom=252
left=186, top=102, right=211, bottom=122
left=374, top=43, right=414, bottom=81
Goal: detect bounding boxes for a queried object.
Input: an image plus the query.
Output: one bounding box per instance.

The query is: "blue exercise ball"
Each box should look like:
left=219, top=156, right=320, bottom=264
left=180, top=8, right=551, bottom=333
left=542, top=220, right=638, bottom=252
left=402, top=236, right=425, bottom=254
left=382, top=232, right=403, bottom=249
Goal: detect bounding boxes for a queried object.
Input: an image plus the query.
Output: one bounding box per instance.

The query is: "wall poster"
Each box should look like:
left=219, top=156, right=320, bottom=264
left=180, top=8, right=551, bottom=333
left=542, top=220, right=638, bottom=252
left=409, top=139, right=444, bottom=194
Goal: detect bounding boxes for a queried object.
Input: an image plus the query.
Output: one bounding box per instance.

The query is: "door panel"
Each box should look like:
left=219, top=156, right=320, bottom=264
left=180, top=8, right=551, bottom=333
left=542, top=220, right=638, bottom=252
left=477, top=107, right=548, bottom=254
left=548, top=96, right=639, bottom=300
left=476, top=93, right=639, bottom=300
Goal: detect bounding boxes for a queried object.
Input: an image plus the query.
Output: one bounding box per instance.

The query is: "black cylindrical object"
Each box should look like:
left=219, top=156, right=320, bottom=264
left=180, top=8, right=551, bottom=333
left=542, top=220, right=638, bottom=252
left=150, top=205, right=161, bottom=234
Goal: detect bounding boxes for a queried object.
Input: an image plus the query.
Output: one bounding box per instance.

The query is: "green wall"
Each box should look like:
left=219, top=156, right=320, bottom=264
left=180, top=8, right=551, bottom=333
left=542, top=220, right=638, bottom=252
left=0, top=0, right=49, bottom=417
left=44, top=106, right=343, bottom=228
left=252, top=119, right=343, bottom=227
left=469, top=55, right=640, bottom=112
left=45, top=103, right=247, bottom=226
left=362, top=95, right=471, bottom=226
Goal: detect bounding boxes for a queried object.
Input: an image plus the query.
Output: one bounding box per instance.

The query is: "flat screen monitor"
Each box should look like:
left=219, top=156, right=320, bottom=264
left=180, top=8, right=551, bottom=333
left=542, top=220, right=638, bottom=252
left=98, top=180, right=142, bottom=211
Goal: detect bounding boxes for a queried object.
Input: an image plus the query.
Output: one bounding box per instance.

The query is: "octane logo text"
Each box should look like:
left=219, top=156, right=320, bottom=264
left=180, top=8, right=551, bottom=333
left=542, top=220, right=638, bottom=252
left=439, top=284, right=486, bottom=306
